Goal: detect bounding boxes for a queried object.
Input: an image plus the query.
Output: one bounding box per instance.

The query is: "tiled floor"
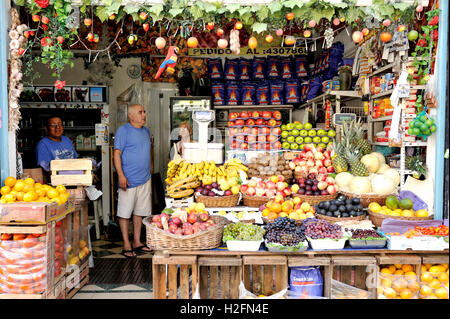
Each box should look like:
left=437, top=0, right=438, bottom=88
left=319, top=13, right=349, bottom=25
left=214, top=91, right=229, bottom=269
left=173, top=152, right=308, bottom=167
left=74, top=235, right=154, bottom=299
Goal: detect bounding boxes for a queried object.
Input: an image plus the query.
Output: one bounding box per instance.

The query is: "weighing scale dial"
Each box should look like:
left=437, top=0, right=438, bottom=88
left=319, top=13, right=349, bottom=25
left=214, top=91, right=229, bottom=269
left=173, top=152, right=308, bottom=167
left=193, top=110, right=215, bottom=123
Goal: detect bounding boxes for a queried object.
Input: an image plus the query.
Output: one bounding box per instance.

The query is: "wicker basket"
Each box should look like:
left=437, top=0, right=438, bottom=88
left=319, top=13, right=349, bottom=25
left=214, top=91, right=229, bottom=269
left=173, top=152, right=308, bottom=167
left=292, top=193, right=338, bottom=206
left=316, top=213, right=367, bottom=224
left=195, top=193, right=240, bottom=207
left=368, top=210, right=434, bottom=228
left=242, top=194, right=271, bottom=207
left=339, top=190, right=395, bottom=207
left=143, top=215, right=229, bottom=251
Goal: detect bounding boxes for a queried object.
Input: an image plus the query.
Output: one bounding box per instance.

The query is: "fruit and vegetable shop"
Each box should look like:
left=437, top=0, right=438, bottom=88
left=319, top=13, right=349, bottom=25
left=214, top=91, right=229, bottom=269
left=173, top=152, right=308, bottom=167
left=0, top=0, right=448, bottom=301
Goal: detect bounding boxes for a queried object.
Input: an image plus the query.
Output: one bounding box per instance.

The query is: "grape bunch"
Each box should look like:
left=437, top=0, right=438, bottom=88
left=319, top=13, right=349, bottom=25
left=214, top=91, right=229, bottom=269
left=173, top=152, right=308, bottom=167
left=264, top=217, right=306, bottom=246
left=223, top=222, right=265, bottom=243
left=324, top=28, right=334, bottom=49
left=304, top=219, right=343, bottom=239
left=350, top=229, right=384, bottom=239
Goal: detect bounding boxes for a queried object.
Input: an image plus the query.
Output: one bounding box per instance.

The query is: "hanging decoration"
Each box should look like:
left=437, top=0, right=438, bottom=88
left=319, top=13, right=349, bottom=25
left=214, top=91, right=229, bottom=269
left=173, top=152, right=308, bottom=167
left=154, top=46, right=179, bottom=80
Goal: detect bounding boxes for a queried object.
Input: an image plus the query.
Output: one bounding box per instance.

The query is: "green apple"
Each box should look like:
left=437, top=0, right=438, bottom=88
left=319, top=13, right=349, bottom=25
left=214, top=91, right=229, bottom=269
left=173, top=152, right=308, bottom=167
left=308, top=129, right=317, bottom=137
left=291, top=129, right=300, bottom=136
left=290, top=143, right=299, bottom=150
left=317, top=129, right=326, bottom=136
left=327, top=129, right=336, bottom=138
left=321, top=136, right=330, bottom=143
left=295, top=136, right=303, bottom=144
left=294, top=123, right=303, bottom=130
left=300, top=129, right=308, bottom=137
left=304, top=136, right=312, bottom=143
left=281, top=138, right=287, bottom=143
left=304, top=122, right=313, bottom=130
left=299, top=144, right=305, bottom=150
left=281, top=131, right=289, bottom=138
left=312, top=136, right=321, bottom=143
left=286, top=123, right=294, bottom=130
left=282, top=142, right=290, bottom=149
left=318, top=143, right=327, bottom=149
left=287, top=136, right=295, bottom=143
left=281, top=125, right=287, bottom=131
left=407, top=30, right=418, bottom=41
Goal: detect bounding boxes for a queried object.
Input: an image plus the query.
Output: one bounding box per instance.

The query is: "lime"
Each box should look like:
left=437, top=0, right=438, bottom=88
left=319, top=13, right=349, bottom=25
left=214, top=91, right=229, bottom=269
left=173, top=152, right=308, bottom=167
left=423, top=129, right=431, bottom=136
left=399, top=198, right=413, bottom=210
left=425, top=119, right=433, bottom=127
left=418, top=115, right=427, bottom=123
left=409, top=121, right=416, bottom=128
left=420, top=123, right=428, bottom=132
left=412, top=127, right=421, bottom=136
left=386, top=196, right=400, bottom=210
left=407, top=127, right=414, bottom=135
left=430, top=124, right=437, bottom=133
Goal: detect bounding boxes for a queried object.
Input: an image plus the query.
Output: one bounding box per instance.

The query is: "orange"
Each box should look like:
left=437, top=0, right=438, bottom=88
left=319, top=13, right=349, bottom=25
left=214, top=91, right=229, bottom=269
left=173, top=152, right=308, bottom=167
left=429, top=265, right=446, bottom=274
left=35, top=188, right=46, bottom=197
left=438, top=272, right=449, bottom=283
left=407, top=280, right=420, bottom=292
left=434, top=287, right=449, bottom=299
left=388, top=265, right=396, bottom=273
left=278, top=212, right=288, bottom=218
left=420, top=285, right=432, bottom=297
left=267, top=212, right=278, bottom=220
left=381, top=267, right=394, bottom=275
left=394, top=269, right=404, bottom=276
left=421, top=265, right=428, bottom=273
left=55, top=185, right=66, bottom=194
left=441, top=264, right=449, bottom=271
left=399, top=289, right=413, bottom=299
left=383, top=287, right=396, bottom=299
left=46, top=188, right=59, bottom=199
left=22, top=184, right=34, bottom=193
left=262, top=208, right=270, bottom=217
left=271, top=203, right=281, bottom=213
left=288, top=212, right=299, bottom=220
left=381, top=278, right=392, bottom=288
left=13, top=180, right=25, bottom=192
left=4, top=193, right=16, bottom=203
left=24, top=177, right=35, bottom=185
left=0, top=186, right=11, bottom=196
left=4, top=176, right=16, bottom=188
left=424, top=263, right=433, bottom=270
left=23, top=192, right=34, bottom=202
left=392, top=278, right=408, bottom=292
left=404, top=271, right=417, bottom=280
left=401, top=264, right=414, bottom=273
left=15, top=191, right=25, bottom=202
left=281, top=201, right=293, bottom=213
left=429, top=279, right=441, bottom=290
left=394, top=264, right=403, bottom=269
left=421, top=272, right=433, bottom=283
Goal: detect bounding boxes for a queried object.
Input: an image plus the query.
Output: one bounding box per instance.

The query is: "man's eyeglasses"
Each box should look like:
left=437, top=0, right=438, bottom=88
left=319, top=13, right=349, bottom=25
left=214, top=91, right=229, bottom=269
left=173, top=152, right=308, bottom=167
left=47, top=124, right=63, bottom=128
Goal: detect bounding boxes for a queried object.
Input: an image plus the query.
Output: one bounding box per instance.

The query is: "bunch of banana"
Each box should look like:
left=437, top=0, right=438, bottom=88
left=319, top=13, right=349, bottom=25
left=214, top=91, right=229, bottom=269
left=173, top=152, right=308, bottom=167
left=166, top=176, right=201, bottom=199
left=223, top=158, right=248, bottom=179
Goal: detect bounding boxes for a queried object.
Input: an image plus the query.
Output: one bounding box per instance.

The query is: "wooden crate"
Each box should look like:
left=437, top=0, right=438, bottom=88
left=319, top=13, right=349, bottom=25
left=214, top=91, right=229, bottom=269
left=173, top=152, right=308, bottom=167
left=0, top=214, right=68, bottom=299
left=331, top=256, right=378, bottom=299
left=152, top=253, right=197, bottom=299
left=198, top=256, right=242, bottom=299
left=0, top=197, right=74, bottom=224
left=420, top=254, right=449, bottom=265
left=22, top=168, right=45, bottom=184
left=65, top=259, right=89, bottom=299
left=50, top=159, right=93, bottom=186
left=242, top=255, right=288, bottom=296
left=288, top=256, right=332, bottom=298
left=66, top=186, right=86, bottom=202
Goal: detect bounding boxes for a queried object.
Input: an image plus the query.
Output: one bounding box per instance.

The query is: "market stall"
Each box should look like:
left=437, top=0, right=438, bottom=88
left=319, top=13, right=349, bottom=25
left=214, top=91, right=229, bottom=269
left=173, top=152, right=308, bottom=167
left=0, top=0, right=448, bottom=300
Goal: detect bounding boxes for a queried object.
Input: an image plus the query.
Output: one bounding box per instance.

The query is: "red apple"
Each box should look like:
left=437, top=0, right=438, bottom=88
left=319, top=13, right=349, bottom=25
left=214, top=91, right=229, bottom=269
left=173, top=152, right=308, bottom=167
left=216, top=28, right=224, bottom=37
left=262, top=111, right=272, bottom=119
left=246, top=187, right=256, bottom=196
left=271, top=127, right=281, bottom=135
left=318, top=167, right=328, bottom=175
left=294, top=166, right=302, bottom=173
left=309, top=167, right=319, bottom=175
left=289, top=162, right=296, bottom=170
left=153, top=215, right=162, bottom=223
left=246, top=119, right=256, bottom=126
left=315, top=160, right=324, bottom=167
left=240, top=185, right=248, bottom=193
left=317, top=181, right=328, bottom=191
left=267, top=135, right=278, bottom=143
left=251, top=110, right=260, bottom=118
left=255, top=118, right=264, bottom=126
left=327, top=166, right=335, bottom=173
left=257, top=181, right=266, bottom=189
left=326, top=177, right=335, bottom=185
left=83, top=18, right=92, bottom=26
left=247, top=136, right=257, bottom=143
left=171, top=217, right=182, bottom=226
left=265, top=190, right=275, bottom=198
left=323, top=159, right=332, bottom=167
left=257, top=135, right=267, bottom=143
left=260, top=127, right=270, bottom=135
left=266, top=181, right=276, bottom=190
left=267, top=119, right=277, bottom=127
left=240, top=111, right=249, bottom=119
left=306, top=159, right=315, bottom=168
left=314, top=152, right=324, bottom=160
left=277, top=175, right=285, bottom=182
left=283, top=188, right=292, bottom=197
left=240, top=142, right=249, bottom=150
left=316, top=145, right=324, bottom=153
left=229, top=112, right=239, bottom=120
left=272, top=111, right=282, bottom=120
left=168, top=224, right=178, bottom=234
left=235, top=135, right=245, bottom=142
left=206, top=22, right=215, bottom=31
left=250, top=127, right=259, bottom=135
left=231, top=140, right=239, bottom=149
left=326, top=185, right=337, bottom=195
left=242, top=126, right=251, bottom=134
left=248, top=180, right=257, bottom=187
left=255, top=188, right=266, bottom=197
left=276, top=182, right=286, bottom=191
left=276, top=191, right=286, bottom=198
left=235, top=119, right=245, bottom=126
left=324, top=150, right=331, bottom=159
left=255, top=144, right=262, bottom=151
left=317, top=173, right=327, bottom=182
left=199, top=223, right=208, bottom=231
left=187, top=212, right=198, bottom=224
left=199, top=213, right=209, bottom=222
left=175, top=228, right=184, bottom=236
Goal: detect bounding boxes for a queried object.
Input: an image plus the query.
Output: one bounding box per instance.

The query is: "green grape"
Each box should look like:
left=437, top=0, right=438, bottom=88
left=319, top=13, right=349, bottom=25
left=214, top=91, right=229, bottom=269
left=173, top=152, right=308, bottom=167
left=222, top=222, right=265, bottom=242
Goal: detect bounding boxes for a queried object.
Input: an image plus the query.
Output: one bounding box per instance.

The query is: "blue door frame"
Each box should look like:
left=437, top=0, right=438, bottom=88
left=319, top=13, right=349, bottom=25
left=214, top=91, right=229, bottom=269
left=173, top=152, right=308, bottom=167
left=0, top=3, right=9, bottom=185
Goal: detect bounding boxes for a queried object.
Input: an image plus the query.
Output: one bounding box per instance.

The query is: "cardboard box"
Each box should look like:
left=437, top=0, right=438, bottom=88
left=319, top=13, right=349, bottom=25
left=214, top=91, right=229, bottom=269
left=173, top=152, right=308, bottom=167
left=23, top=168, right=44, bottom=184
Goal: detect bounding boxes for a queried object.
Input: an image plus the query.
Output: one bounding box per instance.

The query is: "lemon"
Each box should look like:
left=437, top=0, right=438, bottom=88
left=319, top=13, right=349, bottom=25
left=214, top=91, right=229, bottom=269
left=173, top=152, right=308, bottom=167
left=415, top=209, right=428, bottom=217
left=13, top=180, right=25, bottom=192
left=390, top=212, right=401, bottom=217
left=369, top=202, right=381, bottom=213
left=24, top=178, right=35, bottom=186
left=55, top=185, right=66, bottom=194
left=47, top=188, right=59, bottom=199
left=0, top=186, right=11, bottom=196
left=4, top=193, right=16, bottom=203
left=195, top=203, right=205, bottom=211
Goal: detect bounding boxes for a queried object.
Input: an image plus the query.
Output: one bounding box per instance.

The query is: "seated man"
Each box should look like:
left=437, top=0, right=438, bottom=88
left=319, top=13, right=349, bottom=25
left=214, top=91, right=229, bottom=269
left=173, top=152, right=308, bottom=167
left=35, top=116, right=78, bottom=172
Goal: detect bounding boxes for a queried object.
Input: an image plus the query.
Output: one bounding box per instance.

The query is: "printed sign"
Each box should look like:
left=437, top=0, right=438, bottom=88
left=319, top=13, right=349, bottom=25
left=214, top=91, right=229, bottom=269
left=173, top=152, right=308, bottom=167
left=332, top=113, right=357, bottom=126
left=188, top=46, right=307, bottom=56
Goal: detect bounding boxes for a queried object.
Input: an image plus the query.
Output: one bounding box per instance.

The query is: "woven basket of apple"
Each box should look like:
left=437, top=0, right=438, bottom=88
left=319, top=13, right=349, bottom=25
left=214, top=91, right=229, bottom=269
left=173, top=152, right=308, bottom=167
left=194, top=180, right=241, bottom=207
left=246, top=152, right=293, bottom=184
left=289, top=143, right=335, bottom=179
left=291, top=173, right=339, bottom=206
left=143, top=204, right=230, bottom=251
left=241, top=176, right=292, bottom=207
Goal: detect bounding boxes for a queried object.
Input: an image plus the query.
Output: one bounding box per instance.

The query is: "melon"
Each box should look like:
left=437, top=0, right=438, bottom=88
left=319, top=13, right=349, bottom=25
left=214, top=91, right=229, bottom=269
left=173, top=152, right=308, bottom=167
left=371, top=152, right=386, bottom=166
left=361, top=154, right=380, bottom=173
left=335, top=172, right=354, bottom=190
left=383, top=168, right=400, bottom=186
left=371, top=174, right=396, bottom=196
left=350, top=176, right=371, bottom=194
left=377, top=163, right=390, bottom=174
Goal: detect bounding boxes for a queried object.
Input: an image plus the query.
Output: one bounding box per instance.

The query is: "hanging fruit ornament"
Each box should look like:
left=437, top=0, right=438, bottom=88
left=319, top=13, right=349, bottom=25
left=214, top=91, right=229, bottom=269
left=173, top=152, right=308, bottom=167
left=265, top=34, right=274, bottom=43
left=276, top=29, right=284, bottom=36
left=216, top=28, right=224, bottom=37
left=303, top=30, right=311, bottom=38
left=235, top=21, right=243, bottom=30
left=248, top=36, right=258, bottom=49
left=206, top=22, right=215, bottom=31
left=285, top=35, right=295, bottom=46
left=218, top=38, right=228, bottom=49
left=352, top=31, right=364, bottom=43
left=139, top=12, right=148, bottom=20
left=286, top=12, right=294, bottom=21
left=230, top=29, right=240, bottom=54
left=155, top=37, right=166, bottom=50
left=41, top=16, right=49, bottom=24
left=57, top=36, right=64, bottom=44
left=333, top=18, right=340, bottom=26
left=416, top=5, right=423, bottom=12
left=109, top=14, right=116, bottom=20
left=407, top=30, right=419, bottom=41
left=128, top=34, right=136, bottom=45
left=308, top=20, right=316, bottom=28
left=187, top=36, right=199, bottom=48
left=84, top=18, right=92, bottom=26
left=382, top=19, right=391, bottom=27
left=380, top=31, right=392, bottom=43
left=324, top=28, right=334, bottom=49
left=94, top=34, right=100, bottom=43
left=87, top=32, right=94, bottom=42
left=362, top=28, right=369, bottom=36
left=340, top=17, right=345, bottom=23
left=143, top=23, right=149, bottom=32
left=397, top=24, right=406, bottom=32
left=32, top=14, right=40, bottom=22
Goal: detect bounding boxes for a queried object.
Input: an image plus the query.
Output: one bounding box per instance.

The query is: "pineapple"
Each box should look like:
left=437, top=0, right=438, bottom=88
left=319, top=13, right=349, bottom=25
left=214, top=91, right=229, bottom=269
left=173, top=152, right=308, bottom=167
left=353, top=119, right=371, bottom=155
left=345, top=149, right=369, bottom=177
left=332, top=141, right=348, bottom=173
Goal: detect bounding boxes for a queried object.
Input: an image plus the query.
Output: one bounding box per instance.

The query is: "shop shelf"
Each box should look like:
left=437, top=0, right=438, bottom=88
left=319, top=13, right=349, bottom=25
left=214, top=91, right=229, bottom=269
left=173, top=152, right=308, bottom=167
left=369, top=115, right=392, bottom=122
left=369, top=62, right=397, bottom=77
left=371, top=89, right=394, bottom=99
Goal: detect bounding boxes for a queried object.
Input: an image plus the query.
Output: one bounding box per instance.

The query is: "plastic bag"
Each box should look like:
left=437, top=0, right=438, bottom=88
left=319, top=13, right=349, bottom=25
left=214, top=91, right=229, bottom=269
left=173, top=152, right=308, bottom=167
left=289, top=266, right=323, bottom=297
left=397, top=190, right=428, bottom=211
left=239, top=281, right=287, bottom=299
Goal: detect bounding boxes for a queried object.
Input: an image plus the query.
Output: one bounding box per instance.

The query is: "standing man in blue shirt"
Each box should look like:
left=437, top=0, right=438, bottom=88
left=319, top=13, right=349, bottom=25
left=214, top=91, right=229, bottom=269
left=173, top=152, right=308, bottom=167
left=114, top=104, right=152, bottom=258
left=35, top=116, right=78, bottom=173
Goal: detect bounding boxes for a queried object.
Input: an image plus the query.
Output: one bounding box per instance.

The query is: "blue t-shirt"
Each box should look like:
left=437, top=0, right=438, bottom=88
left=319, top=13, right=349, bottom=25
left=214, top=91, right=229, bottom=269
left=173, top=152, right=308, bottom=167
left=35, top=136, right=78, bottom=171
left=114, top=123, right=151, bottom=188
